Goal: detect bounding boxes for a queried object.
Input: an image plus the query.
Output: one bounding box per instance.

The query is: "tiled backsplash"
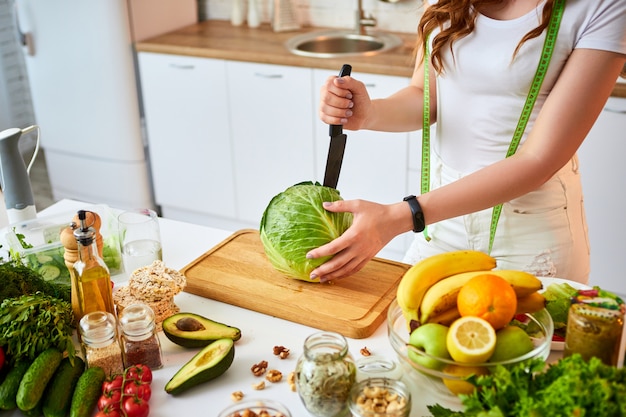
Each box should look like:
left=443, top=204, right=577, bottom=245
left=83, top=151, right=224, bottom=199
left=197, top=0, right=424, bottom=34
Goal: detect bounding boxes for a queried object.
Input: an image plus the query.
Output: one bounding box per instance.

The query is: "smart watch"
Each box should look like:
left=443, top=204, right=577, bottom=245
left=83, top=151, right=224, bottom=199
left=403, top=195, right=425, bottom=233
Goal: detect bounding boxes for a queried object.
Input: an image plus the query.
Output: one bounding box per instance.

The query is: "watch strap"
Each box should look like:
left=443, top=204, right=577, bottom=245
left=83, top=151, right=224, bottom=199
left=403, top=195, right=425, bottom=233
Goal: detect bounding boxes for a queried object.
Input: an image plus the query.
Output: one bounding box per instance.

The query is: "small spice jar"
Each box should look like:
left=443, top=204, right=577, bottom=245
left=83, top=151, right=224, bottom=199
left=79, top=311, right=124, bottom=377
left=295, top=331, right=356, bottom=417
left=348, top=377, right=412, bottom=417
left=118, top=303, right=163, bottom=370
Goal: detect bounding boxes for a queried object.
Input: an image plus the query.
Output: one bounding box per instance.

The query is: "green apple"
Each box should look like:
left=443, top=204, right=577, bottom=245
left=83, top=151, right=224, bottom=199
left=408, top=323, right=451, bottom=370
left=489, top=325, right=534, bottom=362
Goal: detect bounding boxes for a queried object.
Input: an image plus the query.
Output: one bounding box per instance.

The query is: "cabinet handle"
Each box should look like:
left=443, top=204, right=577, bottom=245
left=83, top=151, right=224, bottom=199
left=604, top=107, right=626, bottom=114
left=169, top=63, right=195, bottom=70
left=254, top=72, right=284, bottom=79
left=365, top=83, right=377, bottom=88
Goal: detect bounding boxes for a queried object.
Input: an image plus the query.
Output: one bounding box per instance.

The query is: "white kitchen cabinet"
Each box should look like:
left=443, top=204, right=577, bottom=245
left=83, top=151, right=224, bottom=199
left=226, top=61, right=316, bottom=226
left=137, top=53, right=236, bottom=225
left=312, top=69, right=413, bottom=261
left=577, top=95, right=626, bottom=296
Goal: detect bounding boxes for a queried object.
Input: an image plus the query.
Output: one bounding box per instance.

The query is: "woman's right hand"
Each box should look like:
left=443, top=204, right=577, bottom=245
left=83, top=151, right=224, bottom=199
left=319, top=74, right=372, bottom=131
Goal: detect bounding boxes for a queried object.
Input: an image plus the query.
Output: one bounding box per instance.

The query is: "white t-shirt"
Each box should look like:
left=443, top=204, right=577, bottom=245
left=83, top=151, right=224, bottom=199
left=433, top=0, right=626, bottom=174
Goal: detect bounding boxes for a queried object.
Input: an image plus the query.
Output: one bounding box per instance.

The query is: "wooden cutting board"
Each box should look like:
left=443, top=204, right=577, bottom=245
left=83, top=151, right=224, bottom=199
left=180, top=229, right=410, bottom=339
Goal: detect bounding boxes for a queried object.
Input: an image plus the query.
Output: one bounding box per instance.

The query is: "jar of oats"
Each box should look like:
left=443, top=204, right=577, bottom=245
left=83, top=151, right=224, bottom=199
left=79, top=311, right=124, bottom=377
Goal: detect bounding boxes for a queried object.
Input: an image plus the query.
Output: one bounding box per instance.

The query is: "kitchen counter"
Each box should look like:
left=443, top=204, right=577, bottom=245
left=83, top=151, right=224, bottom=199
left=136, top=20, right=626, bottom=97
left=10, top=199, right=564, bottom=417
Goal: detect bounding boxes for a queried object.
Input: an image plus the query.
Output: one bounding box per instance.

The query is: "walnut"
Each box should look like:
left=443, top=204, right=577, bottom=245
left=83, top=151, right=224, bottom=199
left=251, top=360, right=268, bottom=376
left=230, top=390, right=244, bottom=402
left=265, top=369, right=283, bottom=383
left=360, top=346, right=372, bottom=356
left=252, top=380, right=266, bottom=390
left=273, top=345, right=290, bottom=359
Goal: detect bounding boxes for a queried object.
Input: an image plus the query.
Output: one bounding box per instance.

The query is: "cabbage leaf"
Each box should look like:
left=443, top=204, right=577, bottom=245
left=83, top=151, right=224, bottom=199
left=260, top=181, right=353, bottom=281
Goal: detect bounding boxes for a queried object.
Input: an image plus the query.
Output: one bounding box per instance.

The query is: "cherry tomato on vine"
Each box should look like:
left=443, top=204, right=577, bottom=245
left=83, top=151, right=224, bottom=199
left=97, top=389, right=122, bottom=411
left=122, top=396, right=150, bottom=417
left=125, top=364, right=152, bottom=384
left=102, top=374, right=124, bottom=393
left=124, top=381, right=152, bottom=401
left=0, top=346, right=5, bottom=371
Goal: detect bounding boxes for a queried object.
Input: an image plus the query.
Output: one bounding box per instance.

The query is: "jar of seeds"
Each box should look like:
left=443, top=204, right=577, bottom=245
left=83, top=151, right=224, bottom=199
left=295, top=331, right=356, bottom=417
left=119, top=303, right=163, bottom=370
left=79, top=311, right=124, bottom=376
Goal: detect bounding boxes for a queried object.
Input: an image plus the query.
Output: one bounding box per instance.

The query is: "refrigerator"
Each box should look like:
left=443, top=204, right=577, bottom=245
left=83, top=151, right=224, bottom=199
left=13, top=0, right=196, bottom=211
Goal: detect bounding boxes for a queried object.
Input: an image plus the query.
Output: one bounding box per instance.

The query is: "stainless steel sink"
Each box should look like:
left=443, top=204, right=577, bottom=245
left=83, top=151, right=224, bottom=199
left=285, top=30, right=403, bottom=58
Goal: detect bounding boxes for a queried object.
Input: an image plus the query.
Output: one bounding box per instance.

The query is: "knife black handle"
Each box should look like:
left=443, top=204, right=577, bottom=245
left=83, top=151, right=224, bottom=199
left=329, top=64, right=353, bottom=137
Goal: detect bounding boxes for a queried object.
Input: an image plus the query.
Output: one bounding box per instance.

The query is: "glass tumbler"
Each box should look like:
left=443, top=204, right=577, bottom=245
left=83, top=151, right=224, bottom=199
left=118, top=208, right=162, bottom=274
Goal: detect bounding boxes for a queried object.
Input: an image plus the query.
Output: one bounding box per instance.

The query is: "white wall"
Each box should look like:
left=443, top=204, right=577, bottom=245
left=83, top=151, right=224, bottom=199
left=198, top=0, right=423, bottom=34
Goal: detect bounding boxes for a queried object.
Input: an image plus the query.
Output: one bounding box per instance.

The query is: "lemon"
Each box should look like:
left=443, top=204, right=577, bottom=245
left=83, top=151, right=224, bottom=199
left=446, top=316, right=496, bottom=363
left=441, top=364, right=490, bottom=396
left=489, top=325, right=534, bottom=362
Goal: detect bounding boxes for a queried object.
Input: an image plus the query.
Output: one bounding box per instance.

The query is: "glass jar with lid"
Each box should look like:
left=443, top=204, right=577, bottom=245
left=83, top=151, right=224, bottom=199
left=118, top=303, right=163, bottom=370
left=295, top=331, right=356, bottom=417
left=563, top=303, right=624, bottom=366
left=79, top=311, right=124, bottom=377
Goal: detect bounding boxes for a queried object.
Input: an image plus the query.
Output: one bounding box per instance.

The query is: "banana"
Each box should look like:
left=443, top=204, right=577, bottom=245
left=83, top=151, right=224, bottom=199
left=515, top=291, right=547, bottom=315
left=419, top=269, right=543, bottom=323
left=425, top=306, right=461, bottom=326
left=396, top=250, right=496, bottom=329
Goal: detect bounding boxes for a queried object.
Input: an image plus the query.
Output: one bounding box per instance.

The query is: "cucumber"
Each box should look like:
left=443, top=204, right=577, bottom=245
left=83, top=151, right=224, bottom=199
left=42, top=357, right=85, bottom=417
left=69, top=366, right=106, bottom=417
left=0, top=361, right=30, bottom=410
left=23, top=400, right=43, bottom=417
left=17, top=348, right=63, bottom=411
left=165, top=338, right=235, bottom=395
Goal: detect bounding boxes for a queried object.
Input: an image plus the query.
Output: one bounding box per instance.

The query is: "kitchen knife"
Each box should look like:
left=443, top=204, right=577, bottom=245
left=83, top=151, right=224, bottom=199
left=323, top=64, right=352, bottom=189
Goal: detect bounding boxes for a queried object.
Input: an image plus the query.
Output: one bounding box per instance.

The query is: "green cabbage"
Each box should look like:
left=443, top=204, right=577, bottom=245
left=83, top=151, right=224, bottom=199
left=259, top=181, right=353, bottom=282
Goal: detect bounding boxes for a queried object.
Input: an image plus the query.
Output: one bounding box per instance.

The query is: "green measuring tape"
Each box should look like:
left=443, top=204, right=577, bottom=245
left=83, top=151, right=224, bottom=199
left=421, top=0, right=566, bottom=253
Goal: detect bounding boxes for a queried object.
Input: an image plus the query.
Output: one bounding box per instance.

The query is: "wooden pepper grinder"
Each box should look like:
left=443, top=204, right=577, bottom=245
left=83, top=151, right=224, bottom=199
left=60, top=210, right=104, bottom=321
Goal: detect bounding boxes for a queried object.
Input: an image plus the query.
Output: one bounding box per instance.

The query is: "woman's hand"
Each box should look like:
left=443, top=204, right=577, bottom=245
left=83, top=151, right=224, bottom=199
left=319, top=75, right=372, bottom=131
left=306, top=199, right=413, bottom=282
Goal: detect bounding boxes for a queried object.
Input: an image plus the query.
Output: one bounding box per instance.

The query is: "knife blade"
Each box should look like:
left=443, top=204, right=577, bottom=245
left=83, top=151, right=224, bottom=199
left=323, top=64, right=352, bottom=189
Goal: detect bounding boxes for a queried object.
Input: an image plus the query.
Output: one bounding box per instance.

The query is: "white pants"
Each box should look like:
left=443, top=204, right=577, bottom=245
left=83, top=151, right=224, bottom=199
left=403, top=154, right=590, bottom=285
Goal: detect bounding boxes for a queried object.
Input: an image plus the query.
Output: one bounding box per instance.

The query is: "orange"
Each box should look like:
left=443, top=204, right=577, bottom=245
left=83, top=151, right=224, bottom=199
left=441, top=364, right=490, bottom=396
left=457, top=273, right=518, bottom=330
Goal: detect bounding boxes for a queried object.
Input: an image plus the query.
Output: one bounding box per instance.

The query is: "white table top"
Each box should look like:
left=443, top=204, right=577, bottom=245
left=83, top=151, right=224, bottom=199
left=3, top=199, right=562, bottom=416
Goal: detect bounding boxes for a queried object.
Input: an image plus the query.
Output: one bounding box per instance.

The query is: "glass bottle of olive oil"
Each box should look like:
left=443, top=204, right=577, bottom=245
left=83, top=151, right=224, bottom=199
left=73, top=210, right=115, bottom=321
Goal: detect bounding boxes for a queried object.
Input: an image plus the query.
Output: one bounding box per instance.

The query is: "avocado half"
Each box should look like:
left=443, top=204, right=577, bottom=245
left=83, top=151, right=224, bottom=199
left=164, top=338, right=235, bottom=395
left=162, top=312, right=242, bottom=348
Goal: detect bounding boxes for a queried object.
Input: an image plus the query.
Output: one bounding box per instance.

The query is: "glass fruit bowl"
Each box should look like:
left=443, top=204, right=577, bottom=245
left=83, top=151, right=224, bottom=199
left=387, top=299, right=553, bottom=406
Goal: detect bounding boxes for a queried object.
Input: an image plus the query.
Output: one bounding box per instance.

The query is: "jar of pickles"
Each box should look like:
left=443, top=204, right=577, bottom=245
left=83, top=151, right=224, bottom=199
left=295, top=331, right=356, bottom=417
left=563, top=295, right=625, bottom=366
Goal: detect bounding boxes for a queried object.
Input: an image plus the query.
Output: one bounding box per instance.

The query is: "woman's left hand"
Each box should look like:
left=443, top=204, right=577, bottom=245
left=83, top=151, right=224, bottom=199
left=306, top=199, right=411, bottom=282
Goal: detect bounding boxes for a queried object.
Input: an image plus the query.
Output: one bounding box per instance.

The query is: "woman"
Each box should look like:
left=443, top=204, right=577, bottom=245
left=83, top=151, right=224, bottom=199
left=308, top=0, right=626, bottom=284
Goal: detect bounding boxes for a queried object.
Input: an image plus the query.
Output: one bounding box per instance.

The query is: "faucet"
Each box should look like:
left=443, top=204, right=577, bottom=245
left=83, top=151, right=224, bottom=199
left=356, top=0, right=377, bottom=35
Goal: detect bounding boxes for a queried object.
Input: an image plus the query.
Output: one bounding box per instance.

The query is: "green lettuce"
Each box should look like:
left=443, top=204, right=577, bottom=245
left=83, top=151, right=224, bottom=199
left=260, top=181, right=353, bottom=281
left=429, top=355, right=626, bottom=417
